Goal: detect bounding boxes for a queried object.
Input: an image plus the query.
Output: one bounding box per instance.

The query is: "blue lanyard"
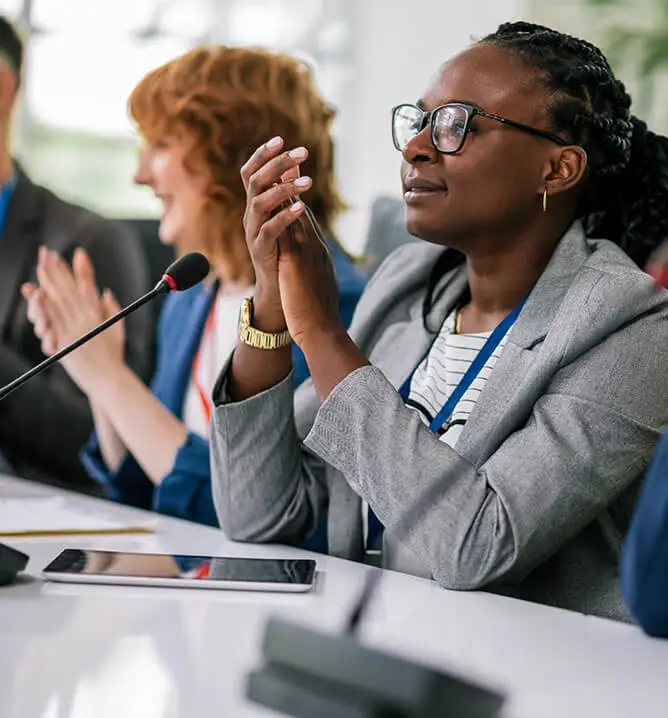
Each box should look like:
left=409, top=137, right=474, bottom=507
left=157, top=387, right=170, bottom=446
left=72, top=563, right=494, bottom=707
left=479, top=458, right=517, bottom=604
left=0, top=170, right=16, bottom=237
left=398, top=296, right=528, bottom=433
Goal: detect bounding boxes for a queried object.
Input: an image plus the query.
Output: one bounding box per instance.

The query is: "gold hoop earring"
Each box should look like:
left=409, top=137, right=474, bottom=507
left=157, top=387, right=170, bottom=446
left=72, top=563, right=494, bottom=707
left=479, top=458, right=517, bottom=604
left=542, top=187, right=548, bottom=213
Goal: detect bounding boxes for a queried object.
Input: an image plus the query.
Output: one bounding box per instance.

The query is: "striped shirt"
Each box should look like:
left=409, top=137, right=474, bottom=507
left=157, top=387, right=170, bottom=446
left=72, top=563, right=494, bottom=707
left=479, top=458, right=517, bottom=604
left=406, top=309, right=508, bottom=448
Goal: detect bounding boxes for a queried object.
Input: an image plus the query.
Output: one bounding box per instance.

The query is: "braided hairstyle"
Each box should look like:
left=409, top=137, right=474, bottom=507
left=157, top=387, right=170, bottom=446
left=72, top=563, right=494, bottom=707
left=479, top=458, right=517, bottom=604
left=423, top=21, right=668, bottom=327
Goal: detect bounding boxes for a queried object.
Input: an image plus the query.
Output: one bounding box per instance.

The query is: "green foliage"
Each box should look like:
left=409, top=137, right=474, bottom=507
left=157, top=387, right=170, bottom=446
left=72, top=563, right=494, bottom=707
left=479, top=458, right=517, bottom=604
left=583, top=0, right=668, bottom=112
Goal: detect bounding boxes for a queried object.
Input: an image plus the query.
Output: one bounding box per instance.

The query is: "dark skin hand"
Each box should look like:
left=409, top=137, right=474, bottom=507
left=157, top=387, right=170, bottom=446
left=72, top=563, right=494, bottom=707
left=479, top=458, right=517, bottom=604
left=229, top=42, right=588, bottom=402
left=228, top=137, right=369, bottom=402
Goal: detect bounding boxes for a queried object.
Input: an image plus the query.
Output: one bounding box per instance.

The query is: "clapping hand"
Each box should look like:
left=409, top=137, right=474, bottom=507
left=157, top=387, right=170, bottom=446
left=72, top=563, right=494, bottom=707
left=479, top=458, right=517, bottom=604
left=240, top=136, right=342, bottom=352
left=22, top=247, right=125, bottom=394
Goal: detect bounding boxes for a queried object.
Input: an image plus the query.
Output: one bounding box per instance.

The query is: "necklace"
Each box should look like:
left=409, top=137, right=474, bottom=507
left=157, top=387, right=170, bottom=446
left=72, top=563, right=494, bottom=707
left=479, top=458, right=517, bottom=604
left=454, top=305, right=463, bottom=334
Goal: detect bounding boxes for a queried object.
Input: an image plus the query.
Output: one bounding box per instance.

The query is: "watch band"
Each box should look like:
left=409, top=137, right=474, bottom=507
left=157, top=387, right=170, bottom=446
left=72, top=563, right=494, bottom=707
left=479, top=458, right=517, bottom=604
left=238, top=296, right=292, bottom=350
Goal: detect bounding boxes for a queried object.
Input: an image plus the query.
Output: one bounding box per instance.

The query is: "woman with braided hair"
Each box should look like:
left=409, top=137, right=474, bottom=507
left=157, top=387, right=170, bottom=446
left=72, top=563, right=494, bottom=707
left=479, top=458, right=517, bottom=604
left=210, top=22, right=668, bottom=622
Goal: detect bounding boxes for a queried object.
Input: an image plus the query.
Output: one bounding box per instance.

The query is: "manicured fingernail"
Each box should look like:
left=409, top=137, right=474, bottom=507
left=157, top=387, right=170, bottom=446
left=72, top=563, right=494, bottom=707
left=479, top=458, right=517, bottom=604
left=290, top=201, right=304, bottom=213
left=289, top=147, right=308, bottom=160
left=294, top=176, right=311, bottom=187
left=267, top=136, right=282, bottom=149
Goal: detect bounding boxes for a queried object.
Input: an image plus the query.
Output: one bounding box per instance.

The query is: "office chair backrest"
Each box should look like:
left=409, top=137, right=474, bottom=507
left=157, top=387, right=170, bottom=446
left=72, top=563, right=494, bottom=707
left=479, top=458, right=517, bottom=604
left=362, top=196, right=417, bottom=277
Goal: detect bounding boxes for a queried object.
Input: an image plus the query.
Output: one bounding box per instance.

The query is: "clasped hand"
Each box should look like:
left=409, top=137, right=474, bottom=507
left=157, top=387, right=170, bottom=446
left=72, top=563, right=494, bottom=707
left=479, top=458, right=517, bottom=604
left=241, top=136, right=344, bottom=351
left=22, top=246, right=125, bottom=394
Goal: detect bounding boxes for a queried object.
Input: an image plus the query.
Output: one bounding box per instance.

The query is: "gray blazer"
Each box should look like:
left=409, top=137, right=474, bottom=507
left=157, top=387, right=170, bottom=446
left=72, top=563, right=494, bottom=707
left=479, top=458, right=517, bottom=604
left=211, top=222, right=668, bottom=621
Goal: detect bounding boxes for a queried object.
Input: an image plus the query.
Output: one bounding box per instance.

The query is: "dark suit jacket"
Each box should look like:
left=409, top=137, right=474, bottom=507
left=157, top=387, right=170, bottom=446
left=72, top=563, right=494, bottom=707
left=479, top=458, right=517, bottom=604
left=620, top=429, right=668, bottom=637
left=0, top=166, right=151, bottom=490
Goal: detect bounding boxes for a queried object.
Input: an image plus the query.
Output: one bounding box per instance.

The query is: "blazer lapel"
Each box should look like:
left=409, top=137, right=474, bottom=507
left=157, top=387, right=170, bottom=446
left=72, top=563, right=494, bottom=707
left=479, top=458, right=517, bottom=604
left=0, top=168, right=45, bottom=338
left=455, top=221, right=593, bottom=465
left=154, top=283, right=217, bottom=416
left=363, top=251, right=469, bottom=390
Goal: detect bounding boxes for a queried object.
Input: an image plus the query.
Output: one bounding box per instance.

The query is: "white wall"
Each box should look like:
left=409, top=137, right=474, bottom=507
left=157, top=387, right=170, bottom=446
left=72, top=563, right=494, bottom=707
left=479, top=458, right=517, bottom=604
left=335, top=0, right=528, bottom=252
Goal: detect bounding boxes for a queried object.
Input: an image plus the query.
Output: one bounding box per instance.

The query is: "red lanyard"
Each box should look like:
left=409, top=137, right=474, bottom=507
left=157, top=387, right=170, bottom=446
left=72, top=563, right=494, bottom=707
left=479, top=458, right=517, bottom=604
left=190, top=299, right=217, bottom=428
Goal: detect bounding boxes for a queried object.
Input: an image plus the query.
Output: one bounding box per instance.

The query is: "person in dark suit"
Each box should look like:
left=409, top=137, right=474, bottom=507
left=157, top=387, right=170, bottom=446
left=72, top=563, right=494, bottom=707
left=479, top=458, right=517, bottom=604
left=0, top=16, right=151, bottom=490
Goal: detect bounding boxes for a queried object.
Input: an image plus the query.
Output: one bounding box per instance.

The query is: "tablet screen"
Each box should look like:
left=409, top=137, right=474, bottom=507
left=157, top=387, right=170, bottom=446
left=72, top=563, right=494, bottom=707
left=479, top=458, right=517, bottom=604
left=43, top=549, right=316, bottom=585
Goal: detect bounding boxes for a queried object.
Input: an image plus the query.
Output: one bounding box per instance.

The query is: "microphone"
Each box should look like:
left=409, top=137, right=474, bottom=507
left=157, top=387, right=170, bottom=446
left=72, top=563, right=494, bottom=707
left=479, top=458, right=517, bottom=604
left=0, top=251, right=210, bottom=403
left=247, top=570, right=504, bottom=717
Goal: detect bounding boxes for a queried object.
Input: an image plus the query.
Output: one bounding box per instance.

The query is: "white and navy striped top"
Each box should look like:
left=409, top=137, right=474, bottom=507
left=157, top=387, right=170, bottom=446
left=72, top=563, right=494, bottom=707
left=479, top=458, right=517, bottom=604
left=406, top=308, right=508, bottom=447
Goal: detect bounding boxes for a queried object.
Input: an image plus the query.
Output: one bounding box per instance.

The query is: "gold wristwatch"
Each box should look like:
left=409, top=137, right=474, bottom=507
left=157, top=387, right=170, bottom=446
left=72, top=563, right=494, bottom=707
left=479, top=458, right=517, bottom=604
left=238, top=297, right=292, bottom=350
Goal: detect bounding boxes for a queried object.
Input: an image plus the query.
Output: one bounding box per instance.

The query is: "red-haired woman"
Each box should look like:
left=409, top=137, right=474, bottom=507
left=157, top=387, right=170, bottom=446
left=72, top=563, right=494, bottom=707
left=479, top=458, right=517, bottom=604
left=22, top=46, right=365, bottom=528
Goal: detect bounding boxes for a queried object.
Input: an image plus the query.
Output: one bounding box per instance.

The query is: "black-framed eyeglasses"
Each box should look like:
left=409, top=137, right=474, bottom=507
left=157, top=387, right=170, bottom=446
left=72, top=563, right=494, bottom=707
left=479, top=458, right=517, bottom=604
left=391, top=102, right=568, bottom=154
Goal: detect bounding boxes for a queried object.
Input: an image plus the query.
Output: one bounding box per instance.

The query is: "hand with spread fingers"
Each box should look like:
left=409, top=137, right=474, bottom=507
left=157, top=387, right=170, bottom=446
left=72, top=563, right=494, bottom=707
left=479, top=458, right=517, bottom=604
left=21, top=246, right=125, bottom=394
left=241, top=136, right=343, bottom=351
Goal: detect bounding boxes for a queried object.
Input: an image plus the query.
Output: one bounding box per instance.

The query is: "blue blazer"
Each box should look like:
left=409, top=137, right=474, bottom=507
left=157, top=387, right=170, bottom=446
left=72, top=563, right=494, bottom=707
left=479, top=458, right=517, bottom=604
left=620, top=429, right=668, bottom=637
left=81, top=241, right=366, bottom=533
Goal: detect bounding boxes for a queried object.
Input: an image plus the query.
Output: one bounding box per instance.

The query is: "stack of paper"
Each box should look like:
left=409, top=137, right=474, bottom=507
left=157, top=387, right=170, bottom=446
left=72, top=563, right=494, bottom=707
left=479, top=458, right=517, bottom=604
left=0, top=496, right=153, bottom=537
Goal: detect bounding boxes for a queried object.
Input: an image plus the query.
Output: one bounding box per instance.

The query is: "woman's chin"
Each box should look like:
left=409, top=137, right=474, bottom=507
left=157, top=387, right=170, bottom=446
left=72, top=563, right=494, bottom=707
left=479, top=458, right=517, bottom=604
left=404, top=211, right=443, bottom=243
left=157, top=222, right=180, bottom=247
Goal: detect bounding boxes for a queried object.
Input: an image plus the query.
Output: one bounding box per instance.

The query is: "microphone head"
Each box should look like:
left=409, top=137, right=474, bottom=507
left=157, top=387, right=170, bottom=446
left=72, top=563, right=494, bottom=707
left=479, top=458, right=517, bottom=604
left=160, top=252, right=210, bottom=292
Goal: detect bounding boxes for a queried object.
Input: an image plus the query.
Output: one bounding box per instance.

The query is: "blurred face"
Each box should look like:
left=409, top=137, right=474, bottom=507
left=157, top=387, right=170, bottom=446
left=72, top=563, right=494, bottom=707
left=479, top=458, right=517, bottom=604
left=398, top=43, right=566, bottom=249
left=0, top=62, right=18, bottom=120
left=133, top=135, right=208, bottom=252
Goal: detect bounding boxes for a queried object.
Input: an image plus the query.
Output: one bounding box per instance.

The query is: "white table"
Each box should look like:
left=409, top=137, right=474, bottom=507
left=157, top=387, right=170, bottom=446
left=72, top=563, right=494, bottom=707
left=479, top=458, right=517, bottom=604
left=2, top=474, right=668, bottom=718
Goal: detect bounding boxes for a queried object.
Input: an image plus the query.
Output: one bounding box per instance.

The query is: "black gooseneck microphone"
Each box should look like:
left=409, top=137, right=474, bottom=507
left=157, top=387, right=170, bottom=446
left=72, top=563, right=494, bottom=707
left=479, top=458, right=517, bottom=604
left=0, top=251, right=210, bottom=403
left=0, top=252, right=210, bottom=588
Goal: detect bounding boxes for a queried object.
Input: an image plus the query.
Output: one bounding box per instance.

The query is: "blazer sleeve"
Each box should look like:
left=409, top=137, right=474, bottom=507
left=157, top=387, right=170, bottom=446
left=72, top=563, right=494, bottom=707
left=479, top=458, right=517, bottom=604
left=80, top=434, right=153, bottom=509
left=620, top=429, right=668, bottom=637
left=83, top=422, right=218, bottom=526
left=211, top=290, right=668, bottom=591
left=153, top=433, right=218, bottom=526
left=211, top=366, right=328, bottom=545
left=0, top=220, right=151, bottom=484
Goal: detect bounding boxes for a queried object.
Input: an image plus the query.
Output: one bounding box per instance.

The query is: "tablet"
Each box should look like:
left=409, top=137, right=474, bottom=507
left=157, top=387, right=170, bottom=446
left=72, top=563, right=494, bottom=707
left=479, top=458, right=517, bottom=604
left=42, top=548, right=317, bottom=592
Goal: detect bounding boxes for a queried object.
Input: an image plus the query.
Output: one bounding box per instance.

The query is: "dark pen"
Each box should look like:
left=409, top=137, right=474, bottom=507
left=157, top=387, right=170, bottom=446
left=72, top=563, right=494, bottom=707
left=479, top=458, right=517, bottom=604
left=345, top=568, right=382, bottom=635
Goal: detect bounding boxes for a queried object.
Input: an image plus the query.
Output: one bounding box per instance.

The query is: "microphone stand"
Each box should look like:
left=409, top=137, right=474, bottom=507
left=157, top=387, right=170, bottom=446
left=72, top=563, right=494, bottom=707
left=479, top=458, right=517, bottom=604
left=0, top=282, right=167, bottom=403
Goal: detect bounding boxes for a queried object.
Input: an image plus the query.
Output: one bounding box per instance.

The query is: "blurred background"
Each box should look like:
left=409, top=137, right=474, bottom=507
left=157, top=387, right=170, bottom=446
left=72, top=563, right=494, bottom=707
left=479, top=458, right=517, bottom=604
left=3, top=0, right=667, bottom=253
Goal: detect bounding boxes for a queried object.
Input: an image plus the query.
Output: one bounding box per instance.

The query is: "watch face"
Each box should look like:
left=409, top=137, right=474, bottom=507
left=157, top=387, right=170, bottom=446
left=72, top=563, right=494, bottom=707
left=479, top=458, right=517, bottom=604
left=239, top=298, right=251, bottom=328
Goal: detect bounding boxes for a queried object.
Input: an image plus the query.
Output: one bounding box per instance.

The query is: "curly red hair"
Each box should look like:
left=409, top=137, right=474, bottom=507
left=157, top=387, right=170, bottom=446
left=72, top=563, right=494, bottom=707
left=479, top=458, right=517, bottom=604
left=128, top=46, right=347, bottom=283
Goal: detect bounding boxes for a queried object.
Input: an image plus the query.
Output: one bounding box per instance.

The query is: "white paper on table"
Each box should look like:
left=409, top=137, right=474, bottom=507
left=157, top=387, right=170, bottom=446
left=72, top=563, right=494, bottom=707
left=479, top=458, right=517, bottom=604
left=0, top=496, right=152, bottom=536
